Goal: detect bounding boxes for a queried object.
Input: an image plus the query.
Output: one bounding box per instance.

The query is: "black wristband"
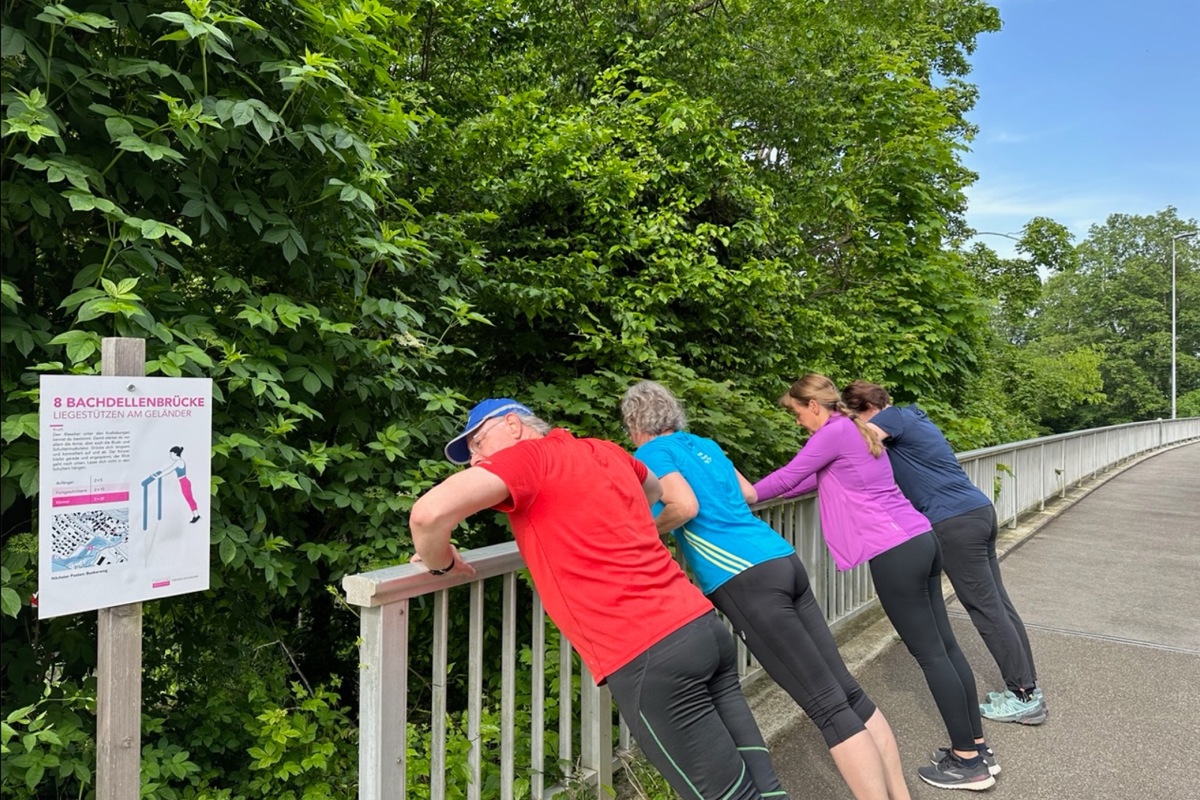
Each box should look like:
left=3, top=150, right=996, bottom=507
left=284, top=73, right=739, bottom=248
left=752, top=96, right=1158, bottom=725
left=426, top=560, right=455, bottom=575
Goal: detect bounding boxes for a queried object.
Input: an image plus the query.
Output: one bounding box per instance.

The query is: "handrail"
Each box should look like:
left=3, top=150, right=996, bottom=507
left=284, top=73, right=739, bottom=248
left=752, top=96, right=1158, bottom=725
left=344, top=417, right=1200, bottom=799
left=343, top=542, right=525, bottom=607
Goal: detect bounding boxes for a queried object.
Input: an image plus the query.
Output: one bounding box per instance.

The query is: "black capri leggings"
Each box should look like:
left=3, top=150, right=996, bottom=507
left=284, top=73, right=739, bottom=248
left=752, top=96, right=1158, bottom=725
left=709, top=554, right=877, bottom=748
left=607, top=611, right=788, bottom=800
left=869, top=531, right=982, bottom=750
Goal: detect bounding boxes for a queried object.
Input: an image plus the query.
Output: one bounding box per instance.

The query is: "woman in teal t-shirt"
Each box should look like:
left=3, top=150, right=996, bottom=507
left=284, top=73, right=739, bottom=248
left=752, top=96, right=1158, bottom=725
left=621, top=380, right=912, bottom=800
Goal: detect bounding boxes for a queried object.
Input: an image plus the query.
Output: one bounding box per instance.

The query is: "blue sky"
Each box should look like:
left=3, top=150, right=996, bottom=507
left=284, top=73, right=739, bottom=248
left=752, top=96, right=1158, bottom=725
left=960, top=0, right=1200, bottom=258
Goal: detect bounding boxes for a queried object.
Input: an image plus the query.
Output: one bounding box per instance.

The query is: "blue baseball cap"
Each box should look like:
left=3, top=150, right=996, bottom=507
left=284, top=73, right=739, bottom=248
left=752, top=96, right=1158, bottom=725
left=444, top=398, right=534, bottom=464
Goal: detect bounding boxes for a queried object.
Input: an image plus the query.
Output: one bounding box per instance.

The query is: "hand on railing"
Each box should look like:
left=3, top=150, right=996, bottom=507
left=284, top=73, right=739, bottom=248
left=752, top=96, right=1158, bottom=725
left=409, top=544, right=477, bottom=578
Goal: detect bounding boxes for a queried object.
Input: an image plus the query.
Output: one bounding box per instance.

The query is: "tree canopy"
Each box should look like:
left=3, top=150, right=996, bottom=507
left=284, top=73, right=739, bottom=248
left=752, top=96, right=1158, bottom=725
left=1031, top=209, right=1200, bottom=428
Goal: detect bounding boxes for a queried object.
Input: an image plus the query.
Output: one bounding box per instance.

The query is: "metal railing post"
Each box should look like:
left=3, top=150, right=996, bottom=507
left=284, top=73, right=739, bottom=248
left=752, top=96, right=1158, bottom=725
left=501, top=574, right=517, bottom=800
left=359, top=602, right=408, bottom=800
left=1039, top=443, right=1046, bottom=511
left=580, top=666, right=614, bottom=797
left=468, top=582, right=484, bottom=800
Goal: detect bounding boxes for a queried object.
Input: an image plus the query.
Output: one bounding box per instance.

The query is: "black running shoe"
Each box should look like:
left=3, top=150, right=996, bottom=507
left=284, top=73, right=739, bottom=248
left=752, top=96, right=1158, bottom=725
left=918, top=753, right=996, bottom=791
left=931, top=746, right=1000, bottom=776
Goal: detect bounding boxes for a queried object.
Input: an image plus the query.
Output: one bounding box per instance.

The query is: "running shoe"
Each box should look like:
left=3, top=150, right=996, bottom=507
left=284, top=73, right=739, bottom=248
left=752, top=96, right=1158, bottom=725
left=931, top=746, right=1000, bottom=776
left=985, top=687, right=1044, bottom=704
left=980, top=693, right=1046, bottom=725
left=918, top=753, right=996, bottom=791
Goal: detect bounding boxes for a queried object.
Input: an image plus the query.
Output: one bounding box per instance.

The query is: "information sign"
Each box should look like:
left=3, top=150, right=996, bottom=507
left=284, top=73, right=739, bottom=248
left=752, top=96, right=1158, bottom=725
left=38, top=375, right=213, bottom=618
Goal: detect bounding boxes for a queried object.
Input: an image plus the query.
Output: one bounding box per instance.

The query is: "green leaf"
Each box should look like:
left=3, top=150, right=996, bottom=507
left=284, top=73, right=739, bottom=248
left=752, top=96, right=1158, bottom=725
left=1, top=26, right=26, bottom=57
left=231, top=101, right=255, bottom=127
left=0, top=587, right=20, bottom=617
left=64, top=190, right=119, bottom=215
left=105, top=117, right=135, bottom=139
left=301, top=372, right=321, bottom=395
left=219, top=538, right=236, bottom=565
left=24, top=761, right=43, bottom=790
left=251, top=113, right=273, bottom=143
left=0, top=414, right=39, bottom=443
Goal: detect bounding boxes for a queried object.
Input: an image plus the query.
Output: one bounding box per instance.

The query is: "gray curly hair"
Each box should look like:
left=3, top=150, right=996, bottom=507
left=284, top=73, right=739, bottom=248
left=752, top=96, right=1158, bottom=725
left=620, top=380, right=687, bottom=436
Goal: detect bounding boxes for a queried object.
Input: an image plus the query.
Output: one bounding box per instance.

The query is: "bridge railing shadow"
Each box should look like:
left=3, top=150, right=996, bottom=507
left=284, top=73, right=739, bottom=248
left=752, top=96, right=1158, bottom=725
left=342, top=418, right=1200, bottom=800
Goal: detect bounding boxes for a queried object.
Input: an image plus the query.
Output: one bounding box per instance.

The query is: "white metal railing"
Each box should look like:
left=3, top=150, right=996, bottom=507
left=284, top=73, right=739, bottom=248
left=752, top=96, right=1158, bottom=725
left=342, top=417, right=1200, bottom=800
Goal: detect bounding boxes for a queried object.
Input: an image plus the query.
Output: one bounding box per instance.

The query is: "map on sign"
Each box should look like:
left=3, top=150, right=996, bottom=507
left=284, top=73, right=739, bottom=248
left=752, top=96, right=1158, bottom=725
left=50, top=508, right=131, bottom=571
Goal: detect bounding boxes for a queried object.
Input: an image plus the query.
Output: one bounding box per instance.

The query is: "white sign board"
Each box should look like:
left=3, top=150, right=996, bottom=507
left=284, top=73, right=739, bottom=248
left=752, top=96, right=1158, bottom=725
left=38, top=375, right=213, bottom=618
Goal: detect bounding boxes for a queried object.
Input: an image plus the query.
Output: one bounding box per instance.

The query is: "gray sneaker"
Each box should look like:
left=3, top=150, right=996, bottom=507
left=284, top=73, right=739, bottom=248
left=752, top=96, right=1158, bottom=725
left=931, top=746, right=1000, bottom=776
left=918, top=753, right=997, bottom=791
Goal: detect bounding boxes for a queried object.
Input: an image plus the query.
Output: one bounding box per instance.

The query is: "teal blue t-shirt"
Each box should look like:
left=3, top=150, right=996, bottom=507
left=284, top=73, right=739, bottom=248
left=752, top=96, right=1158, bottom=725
left=635, top=432, right=794, bottom=594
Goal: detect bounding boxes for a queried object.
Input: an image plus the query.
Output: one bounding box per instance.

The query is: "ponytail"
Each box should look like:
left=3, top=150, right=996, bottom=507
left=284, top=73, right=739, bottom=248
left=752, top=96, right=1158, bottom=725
left=785, top=374, right=883, bottom=458
left=837, top=400, right=883, bottom=457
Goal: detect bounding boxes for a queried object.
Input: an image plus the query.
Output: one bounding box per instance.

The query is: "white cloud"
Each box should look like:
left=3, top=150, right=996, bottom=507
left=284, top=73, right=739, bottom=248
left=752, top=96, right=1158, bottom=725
left=968, top=180, right=1142, bottom=220
left=962, top=180, right=1148, bottom=256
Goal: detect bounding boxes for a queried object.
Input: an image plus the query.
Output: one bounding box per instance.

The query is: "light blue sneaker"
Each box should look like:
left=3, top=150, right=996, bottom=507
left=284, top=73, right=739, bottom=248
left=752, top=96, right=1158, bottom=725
left=986, top=687, right=1045, bottom=706
left=985, top=689, right=1016, bottom=704
left=980, top=692, right=1046, bottom=725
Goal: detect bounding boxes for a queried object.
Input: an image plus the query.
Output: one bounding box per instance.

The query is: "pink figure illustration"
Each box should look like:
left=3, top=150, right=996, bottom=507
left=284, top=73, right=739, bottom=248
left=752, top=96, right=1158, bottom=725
left=153, top=446, right=200, bottom=524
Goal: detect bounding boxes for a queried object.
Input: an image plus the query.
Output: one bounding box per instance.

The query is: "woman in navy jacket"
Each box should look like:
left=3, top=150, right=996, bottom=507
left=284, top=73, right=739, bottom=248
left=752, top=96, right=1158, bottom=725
left=843, top=380, right=1045, bottom=726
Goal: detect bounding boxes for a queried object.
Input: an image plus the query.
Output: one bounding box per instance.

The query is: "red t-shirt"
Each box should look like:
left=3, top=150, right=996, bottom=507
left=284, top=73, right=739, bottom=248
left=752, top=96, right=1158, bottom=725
left=478, top=429, right=712, bottom=682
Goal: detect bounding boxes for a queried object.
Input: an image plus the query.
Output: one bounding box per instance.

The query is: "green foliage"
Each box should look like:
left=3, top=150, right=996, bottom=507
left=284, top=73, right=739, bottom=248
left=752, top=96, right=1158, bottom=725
left=1, top=683, right=94, bottom=797
left=953, top=208, right=1200, bottom=440
left=2, top=0, right=475, bottom=795
left=962, top=242, right=1041, bottom=344
left=1177, top=388, right=1200, bottom=418
left=1017, top=216, right=1079, bottom=274
left=991, top=463, right=1014, bottom=502
left=953, top=223, right=1108, bottom=444
left=1033, top=208, right=1200, bottom=427
left=239, top=682, right=356, bottom=800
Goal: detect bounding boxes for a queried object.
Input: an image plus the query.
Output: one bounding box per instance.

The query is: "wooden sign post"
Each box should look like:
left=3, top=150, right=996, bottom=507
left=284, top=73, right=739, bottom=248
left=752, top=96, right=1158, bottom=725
left=97, top=337, right=145, bottom=800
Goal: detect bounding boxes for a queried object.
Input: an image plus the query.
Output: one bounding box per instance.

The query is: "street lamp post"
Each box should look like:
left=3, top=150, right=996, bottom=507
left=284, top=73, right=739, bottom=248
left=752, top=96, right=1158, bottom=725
left=1171, top=231, right=1199, bottom=419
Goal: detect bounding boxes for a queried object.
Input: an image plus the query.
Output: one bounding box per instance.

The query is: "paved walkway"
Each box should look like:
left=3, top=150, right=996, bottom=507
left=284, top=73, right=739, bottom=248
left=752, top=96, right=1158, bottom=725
left=754, top=441, right=1200, bottom=799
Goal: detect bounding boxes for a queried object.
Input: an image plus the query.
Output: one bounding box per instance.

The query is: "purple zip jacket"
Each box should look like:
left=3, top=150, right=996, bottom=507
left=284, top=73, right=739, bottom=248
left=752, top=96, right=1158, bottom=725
left=754, top=413, right=930, bottom=571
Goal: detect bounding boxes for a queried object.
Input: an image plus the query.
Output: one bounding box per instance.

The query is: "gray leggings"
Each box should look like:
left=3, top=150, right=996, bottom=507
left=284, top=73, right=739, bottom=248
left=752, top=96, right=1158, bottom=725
left=934, top=503, right=1037, bottom=691
left=606, top=612, right=788, bottom=800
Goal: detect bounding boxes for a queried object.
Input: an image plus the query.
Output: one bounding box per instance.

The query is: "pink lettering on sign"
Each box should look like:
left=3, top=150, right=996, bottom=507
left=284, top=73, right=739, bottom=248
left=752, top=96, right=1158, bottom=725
left=152, top=580, right=171, bottom=588
left=52, top=491, right=131, bottom=507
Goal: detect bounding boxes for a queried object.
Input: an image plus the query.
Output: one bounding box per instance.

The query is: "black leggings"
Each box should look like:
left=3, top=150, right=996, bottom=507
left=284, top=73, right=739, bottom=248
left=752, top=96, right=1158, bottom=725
left=607, top=611, right=788, bottom=800
left=870, top=532, right=982, bottom=750
left=934, top=504, right=1037, bottom=692
left=710, top=554, right=877, bottom=747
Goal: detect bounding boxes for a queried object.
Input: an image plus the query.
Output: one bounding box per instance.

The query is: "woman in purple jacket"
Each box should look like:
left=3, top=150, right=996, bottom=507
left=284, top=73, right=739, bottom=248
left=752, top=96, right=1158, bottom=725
left=750, top=374, right=995, bottom=792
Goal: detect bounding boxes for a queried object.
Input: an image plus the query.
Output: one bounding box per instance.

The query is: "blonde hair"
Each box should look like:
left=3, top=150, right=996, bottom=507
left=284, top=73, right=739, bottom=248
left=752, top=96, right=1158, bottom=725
left=781, top=374, right=883, bottom=457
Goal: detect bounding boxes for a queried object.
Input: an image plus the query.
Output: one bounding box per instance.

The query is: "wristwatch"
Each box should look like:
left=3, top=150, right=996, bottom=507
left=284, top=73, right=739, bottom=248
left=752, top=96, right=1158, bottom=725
left=426, top=560, right=455, bottom=576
